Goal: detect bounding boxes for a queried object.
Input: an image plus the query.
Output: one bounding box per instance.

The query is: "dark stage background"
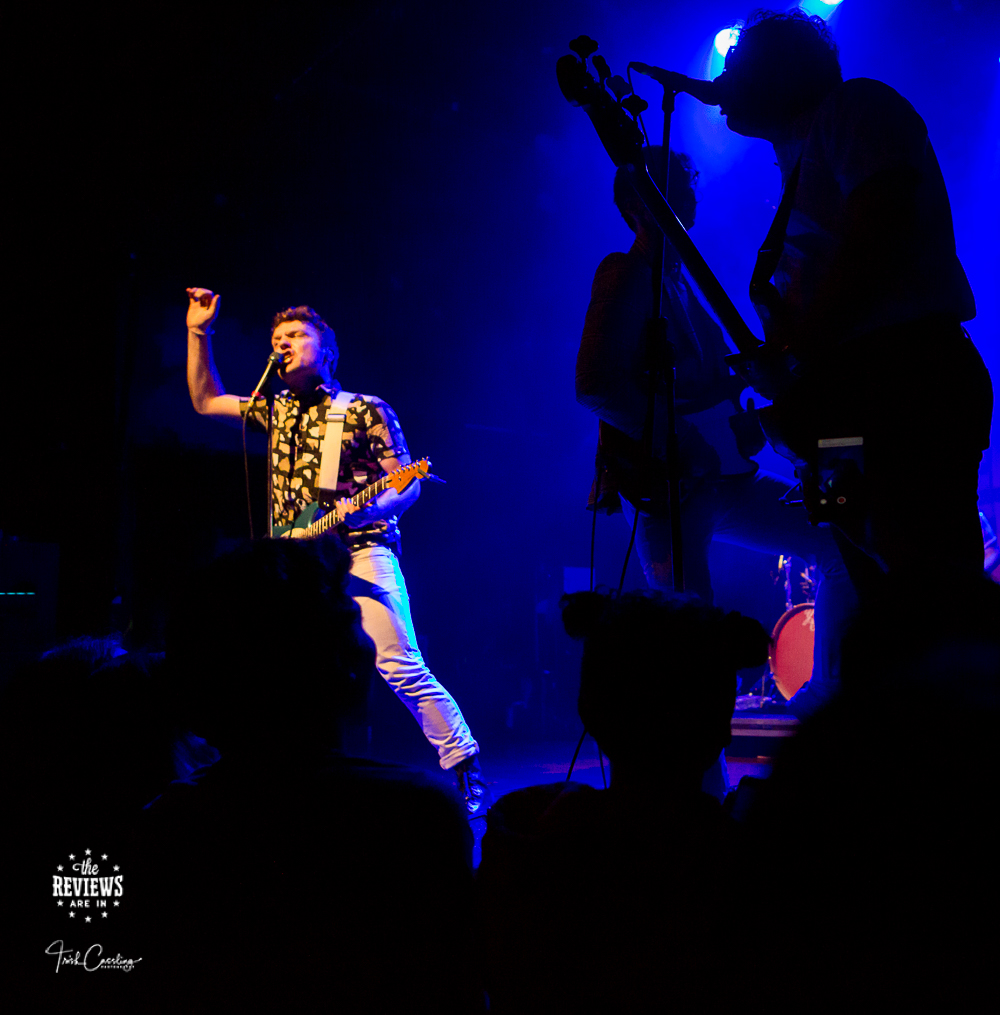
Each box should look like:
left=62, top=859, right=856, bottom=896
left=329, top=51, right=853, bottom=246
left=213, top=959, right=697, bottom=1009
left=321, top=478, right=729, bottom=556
left=3, top=0, right=997, bottom=751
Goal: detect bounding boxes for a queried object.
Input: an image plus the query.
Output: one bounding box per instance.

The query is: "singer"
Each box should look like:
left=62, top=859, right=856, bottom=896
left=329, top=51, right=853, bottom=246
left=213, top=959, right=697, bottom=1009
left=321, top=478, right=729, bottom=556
left=184, top=287, right=489, bottom=814
left=640, top=10, right=992, bottom=594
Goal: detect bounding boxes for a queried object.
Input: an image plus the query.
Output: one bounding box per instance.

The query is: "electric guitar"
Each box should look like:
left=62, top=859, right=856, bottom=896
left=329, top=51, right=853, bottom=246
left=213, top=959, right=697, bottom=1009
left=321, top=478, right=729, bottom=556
left=272, top=458, right=440, bottom=539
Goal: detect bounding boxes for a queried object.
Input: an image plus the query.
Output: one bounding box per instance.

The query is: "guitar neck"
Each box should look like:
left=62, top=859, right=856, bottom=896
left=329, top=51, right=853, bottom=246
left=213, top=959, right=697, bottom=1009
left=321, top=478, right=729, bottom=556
left=301, top=476, right=387, bottom=538
left=351, top=475, right=391, bottom=510
left=624, top=165, right=762, bottom=356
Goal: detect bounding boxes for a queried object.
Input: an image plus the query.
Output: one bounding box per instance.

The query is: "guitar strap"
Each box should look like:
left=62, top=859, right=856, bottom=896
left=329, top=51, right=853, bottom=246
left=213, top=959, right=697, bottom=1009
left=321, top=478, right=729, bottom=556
left=749, top=157, right=802, bottom=340
left=318, top=389, right=356, bottom=500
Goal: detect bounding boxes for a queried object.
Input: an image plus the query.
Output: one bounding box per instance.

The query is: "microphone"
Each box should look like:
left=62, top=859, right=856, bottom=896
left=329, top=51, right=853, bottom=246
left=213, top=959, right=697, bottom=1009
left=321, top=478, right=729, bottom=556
left=629, top=63, right=721, bottom=105
left=251, top=352, right=285, bottom=398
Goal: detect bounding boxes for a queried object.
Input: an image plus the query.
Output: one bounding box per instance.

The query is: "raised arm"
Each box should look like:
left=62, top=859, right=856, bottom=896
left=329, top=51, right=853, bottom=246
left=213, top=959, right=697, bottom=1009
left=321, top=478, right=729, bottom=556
left=186, top=287, right=244, bottom=419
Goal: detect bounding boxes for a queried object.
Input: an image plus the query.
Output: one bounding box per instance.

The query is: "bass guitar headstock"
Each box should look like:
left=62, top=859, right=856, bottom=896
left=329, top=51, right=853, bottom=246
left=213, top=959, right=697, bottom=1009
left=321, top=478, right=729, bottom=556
left=556, top=35, right=765, bottom=359
left=556, top=37, right=649, bottom=168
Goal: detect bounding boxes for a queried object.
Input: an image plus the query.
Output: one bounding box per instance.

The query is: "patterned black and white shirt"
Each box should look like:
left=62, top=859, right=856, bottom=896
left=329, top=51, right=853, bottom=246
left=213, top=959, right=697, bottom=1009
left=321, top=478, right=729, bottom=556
left=242, top=383, right=410, bottom=552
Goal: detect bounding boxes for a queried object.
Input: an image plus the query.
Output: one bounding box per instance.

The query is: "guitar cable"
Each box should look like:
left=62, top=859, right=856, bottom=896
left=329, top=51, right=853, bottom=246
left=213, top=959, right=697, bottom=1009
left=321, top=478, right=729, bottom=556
left=565, top=728, right=588, bottom=784
left=589, top=462, right=601, bottom=592
left=565, top=729, right=608, bottom=790
left=618, top=507, right=640, bottom=597
left=576, top=454, right=611, bottom=788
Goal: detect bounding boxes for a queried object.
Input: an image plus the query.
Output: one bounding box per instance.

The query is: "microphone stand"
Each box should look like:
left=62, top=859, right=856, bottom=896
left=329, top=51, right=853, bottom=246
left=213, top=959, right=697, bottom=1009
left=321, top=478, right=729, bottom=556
left=249, top=353, right=283, bottom=539
left=636, top=87, right=684, bottom=593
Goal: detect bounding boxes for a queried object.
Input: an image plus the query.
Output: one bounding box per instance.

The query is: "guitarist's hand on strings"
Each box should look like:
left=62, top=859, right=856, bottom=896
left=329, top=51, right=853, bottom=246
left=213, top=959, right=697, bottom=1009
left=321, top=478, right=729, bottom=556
left=334, top=498, right=372, bottom=529
left=186, top=287, right=220, bottom=335
left=334, top=456, right=422, bottom=528
left=334, top=488, right=416, bottom=528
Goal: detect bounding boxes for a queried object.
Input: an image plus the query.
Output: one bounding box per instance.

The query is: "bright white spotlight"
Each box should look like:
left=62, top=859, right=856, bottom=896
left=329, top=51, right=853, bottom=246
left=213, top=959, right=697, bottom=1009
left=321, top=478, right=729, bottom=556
left=714, top=26, right=741, bottom=58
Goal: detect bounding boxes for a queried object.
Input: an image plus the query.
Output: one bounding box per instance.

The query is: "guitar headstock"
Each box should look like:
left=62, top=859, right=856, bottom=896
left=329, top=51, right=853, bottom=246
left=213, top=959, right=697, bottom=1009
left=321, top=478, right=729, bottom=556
left=556, top=38, right=648, bottom=168
left=402, top=458, right=431, bottom=479
left=386, top=458, right=442, bottom=491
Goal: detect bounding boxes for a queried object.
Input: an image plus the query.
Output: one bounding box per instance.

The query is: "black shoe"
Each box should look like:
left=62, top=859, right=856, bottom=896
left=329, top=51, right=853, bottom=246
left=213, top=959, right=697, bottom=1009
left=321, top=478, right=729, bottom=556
left=453, top=754, right=492, bottom=819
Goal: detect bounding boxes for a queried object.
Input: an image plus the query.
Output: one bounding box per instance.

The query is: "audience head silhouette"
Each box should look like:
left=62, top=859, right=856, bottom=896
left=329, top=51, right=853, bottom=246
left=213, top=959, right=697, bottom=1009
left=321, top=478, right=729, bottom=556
left=0, top=636, right=187, bottom=822
left=167, top=536, right=375, bottom=753
left=561, top=590, right=768, bottom=782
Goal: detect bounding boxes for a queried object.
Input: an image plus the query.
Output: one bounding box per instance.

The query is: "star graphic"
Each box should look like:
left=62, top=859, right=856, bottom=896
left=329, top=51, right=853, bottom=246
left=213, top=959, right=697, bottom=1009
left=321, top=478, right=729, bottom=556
left=84, top=916, right=91, bottom=923
left=56, top=865, right=63, bottom=871
left=69, top=912, right=76, bottom=918
left=101, top=854, right=108, bottom=860
left=101, top=912, right=108, bottom=919
left=84, top=849, right=92, bottom=855
left=68, top=854, right=75, bottom=860
left=113, top=865, right=120, bottom=872
left=113, top=901, right=120, bottom=907
left=56, top=901, right=64, bottom=907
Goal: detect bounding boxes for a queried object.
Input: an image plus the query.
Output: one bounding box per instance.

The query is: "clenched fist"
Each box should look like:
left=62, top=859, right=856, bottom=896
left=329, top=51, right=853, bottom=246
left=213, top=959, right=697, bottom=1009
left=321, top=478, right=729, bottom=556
left=186, top=287, right=220, bottom=333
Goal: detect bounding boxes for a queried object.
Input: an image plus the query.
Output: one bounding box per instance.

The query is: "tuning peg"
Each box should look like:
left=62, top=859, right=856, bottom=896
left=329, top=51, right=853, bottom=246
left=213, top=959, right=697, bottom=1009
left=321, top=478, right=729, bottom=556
left=621, top=93, right=649, bottom=117
left=591, top=54, right=611, bottom=83
left=606, top=74, right=630, bottom=100
left=569, top=36, right=599, bottom=60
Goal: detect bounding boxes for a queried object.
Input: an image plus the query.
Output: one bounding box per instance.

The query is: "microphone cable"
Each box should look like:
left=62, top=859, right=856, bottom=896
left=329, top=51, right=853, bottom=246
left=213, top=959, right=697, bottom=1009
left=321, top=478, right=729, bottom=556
left=241, top=352, right=284, bottom=541
left=242, top=400, right=254, bottom=541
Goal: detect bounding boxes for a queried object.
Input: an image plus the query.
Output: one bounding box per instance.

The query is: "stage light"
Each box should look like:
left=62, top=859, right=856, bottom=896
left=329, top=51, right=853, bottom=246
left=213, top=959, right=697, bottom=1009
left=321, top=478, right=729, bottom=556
left=798, top=0, right=845, bottom=18
left=714, top=26, right=741, bottom=58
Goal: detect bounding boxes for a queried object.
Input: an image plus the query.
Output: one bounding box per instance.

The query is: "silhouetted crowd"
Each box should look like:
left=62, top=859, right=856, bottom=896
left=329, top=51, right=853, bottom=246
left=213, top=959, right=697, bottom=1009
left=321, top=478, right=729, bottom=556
left=2, top=535, right=998, bottom=1012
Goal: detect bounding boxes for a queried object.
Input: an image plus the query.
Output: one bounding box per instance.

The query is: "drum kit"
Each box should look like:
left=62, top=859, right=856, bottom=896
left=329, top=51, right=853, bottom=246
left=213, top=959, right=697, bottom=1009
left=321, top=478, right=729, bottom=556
left=737, top=513, right=1000, bottom=712
left=736, top=554, right=816, bottom=709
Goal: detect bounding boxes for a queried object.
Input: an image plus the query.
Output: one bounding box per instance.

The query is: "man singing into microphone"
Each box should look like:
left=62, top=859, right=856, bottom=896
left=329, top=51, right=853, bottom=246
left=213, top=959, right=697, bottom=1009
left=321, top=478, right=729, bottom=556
left=184, top=287, right=489, bottom=814
left=637, top=10, right=991, bottom=594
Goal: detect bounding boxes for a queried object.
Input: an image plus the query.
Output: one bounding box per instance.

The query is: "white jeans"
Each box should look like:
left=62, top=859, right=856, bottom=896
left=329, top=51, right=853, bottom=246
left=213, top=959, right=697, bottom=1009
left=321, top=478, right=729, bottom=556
left=349, top=546, right=478, bottom=770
